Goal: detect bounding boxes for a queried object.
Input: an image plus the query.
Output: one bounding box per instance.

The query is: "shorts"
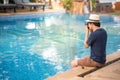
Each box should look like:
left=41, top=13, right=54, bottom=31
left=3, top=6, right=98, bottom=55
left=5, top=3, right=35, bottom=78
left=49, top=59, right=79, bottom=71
left=77, top=57, right=104, bottom=67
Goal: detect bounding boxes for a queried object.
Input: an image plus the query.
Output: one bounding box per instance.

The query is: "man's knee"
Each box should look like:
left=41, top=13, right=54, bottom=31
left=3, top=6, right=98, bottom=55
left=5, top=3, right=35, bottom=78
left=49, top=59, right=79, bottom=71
left=71, top=60, right=78, bottom=68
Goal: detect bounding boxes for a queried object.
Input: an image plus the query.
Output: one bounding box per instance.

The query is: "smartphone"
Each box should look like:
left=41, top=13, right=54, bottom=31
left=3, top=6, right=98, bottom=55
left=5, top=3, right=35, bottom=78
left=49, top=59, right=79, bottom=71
left=87, top=26, right=89, bottom=29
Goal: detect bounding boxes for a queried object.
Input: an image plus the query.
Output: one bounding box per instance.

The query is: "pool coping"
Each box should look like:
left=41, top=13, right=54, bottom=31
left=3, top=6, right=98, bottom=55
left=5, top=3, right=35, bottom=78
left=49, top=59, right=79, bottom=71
left=46, top=51, right=120, bottom=80
left=0, top=11, right=65, bottom=22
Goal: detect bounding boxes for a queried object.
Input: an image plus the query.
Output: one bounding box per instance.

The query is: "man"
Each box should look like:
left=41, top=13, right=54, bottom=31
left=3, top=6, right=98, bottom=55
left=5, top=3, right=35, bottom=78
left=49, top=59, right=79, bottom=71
left=71, top=14, right=107, bottom=68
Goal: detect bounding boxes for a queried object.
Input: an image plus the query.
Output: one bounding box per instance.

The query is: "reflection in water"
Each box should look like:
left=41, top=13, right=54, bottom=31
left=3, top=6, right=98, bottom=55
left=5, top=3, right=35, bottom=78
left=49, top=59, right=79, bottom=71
left=26, top=22, right=36, bottom=29
left=29, top=14, right=82, bottom=67
left=114, top=16, right=120, bottom=23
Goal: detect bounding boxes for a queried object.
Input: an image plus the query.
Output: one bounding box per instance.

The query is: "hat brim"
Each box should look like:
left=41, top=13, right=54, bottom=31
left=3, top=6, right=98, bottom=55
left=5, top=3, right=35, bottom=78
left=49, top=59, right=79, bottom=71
left=86, top=20, right=100, bottom=23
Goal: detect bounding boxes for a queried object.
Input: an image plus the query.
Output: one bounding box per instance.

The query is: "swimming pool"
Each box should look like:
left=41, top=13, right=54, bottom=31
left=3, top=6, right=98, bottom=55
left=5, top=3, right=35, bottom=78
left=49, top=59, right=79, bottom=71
left=0, top=13, right=120, bottom=80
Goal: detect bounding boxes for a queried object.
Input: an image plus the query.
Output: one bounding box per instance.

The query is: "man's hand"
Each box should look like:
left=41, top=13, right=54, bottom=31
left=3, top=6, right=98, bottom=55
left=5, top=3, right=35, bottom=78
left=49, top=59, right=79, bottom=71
left=84, top=25, right=89, bottom=48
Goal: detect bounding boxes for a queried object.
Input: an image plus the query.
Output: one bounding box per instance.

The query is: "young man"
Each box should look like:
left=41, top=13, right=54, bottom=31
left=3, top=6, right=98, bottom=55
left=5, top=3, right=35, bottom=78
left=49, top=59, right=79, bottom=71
left=71, top=14, right=107, bottom=68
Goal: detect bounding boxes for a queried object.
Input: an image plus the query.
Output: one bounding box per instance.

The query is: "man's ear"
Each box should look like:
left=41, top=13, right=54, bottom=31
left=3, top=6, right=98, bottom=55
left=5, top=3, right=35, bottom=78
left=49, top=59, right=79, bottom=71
left=90, top=23, right=94, bottom=27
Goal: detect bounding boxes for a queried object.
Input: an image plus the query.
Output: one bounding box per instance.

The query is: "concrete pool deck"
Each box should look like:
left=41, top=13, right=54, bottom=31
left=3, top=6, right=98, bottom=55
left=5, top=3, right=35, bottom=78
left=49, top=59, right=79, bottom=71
left=46, top=51, right=120, bottom=80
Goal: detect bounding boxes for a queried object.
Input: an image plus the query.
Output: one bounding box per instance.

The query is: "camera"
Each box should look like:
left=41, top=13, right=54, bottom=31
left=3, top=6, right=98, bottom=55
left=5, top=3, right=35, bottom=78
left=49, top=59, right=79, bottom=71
left=85, top=22, right=89, bottom=29
left=85, top=22, right=88, bottom=25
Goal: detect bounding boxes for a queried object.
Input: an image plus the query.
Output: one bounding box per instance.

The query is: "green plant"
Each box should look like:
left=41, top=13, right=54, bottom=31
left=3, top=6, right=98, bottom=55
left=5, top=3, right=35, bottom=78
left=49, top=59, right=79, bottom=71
left=91, top=0, right=96, bottom=8
left=0, top=0, right=3, bottom=3
left=9, top=0, right=14, bottom=3
left=62, top=0, right=72, bottom=10
left=30, top=0, right=35, bottom=2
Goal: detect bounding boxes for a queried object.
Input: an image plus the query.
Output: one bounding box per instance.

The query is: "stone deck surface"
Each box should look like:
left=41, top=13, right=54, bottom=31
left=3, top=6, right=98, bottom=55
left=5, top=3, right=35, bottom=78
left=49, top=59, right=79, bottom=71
left=85, top=60, right=120, bottom=80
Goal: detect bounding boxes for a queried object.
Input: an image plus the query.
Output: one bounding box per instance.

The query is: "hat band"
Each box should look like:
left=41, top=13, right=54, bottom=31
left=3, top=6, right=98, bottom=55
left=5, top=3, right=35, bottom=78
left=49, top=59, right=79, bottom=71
left=89, top=19, right=100, bottom=22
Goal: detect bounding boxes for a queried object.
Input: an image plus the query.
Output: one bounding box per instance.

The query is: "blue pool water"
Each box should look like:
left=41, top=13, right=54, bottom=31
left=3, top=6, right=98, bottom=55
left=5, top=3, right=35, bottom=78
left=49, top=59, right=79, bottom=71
left=0, top=13, right=120, bottom=80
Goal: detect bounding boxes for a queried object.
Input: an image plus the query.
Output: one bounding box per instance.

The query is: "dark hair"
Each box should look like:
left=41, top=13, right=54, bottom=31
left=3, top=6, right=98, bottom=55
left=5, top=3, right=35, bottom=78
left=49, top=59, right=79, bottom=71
left=89, top=22, right=100, bottom=27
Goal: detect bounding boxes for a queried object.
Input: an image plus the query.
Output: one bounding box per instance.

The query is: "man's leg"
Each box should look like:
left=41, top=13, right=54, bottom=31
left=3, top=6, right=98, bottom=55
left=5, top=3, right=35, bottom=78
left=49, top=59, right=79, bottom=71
left=71, top=57, right=103, bottom=68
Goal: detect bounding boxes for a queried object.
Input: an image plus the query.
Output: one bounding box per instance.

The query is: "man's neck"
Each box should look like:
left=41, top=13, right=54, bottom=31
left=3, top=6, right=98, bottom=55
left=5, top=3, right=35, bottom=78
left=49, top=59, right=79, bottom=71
left=93, top=26, right=100, bottom=32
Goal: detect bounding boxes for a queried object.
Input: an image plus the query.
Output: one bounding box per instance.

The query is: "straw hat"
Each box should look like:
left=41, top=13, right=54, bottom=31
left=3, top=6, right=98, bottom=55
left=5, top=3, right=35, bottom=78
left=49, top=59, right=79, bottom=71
left=86, top=14, right=100, bottom=23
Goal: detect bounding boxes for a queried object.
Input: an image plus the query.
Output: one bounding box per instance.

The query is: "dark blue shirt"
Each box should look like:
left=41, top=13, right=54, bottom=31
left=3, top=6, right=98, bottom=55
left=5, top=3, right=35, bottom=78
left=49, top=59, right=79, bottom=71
left=87, top=28, right=107, bottom=64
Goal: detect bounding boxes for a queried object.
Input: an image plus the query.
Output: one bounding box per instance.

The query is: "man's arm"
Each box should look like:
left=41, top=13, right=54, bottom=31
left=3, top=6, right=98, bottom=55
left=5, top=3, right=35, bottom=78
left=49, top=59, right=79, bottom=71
left=84, top=26, right=89, bottom=48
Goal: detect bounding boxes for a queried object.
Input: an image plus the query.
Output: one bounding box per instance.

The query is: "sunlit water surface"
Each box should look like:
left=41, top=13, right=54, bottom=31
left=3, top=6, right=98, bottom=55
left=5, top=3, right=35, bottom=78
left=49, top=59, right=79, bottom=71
left=0, top=13, right=120, bottom=80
